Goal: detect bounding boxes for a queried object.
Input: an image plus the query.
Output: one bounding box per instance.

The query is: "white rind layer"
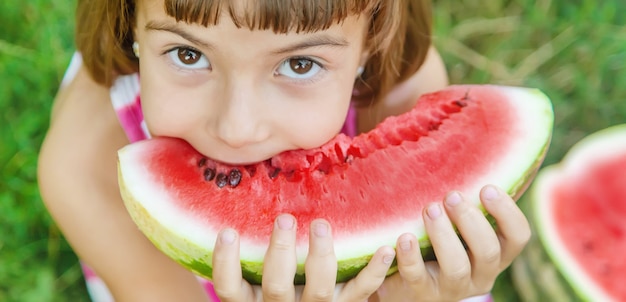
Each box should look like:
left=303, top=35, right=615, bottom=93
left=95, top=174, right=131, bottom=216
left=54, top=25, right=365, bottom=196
left=118, top=162, right=221, bottom=265
left=118, top=85, right=554, bottom=279
left=533, top=124, right=626, bottom=302
left=317, top=85, right=554, bottom=262
left=463, top=86, right=553, bottom=198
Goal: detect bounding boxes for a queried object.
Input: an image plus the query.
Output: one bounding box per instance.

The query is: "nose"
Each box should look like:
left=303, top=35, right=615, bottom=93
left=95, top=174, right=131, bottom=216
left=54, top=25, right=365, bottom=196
left=214, top=79, right=270, bottom=149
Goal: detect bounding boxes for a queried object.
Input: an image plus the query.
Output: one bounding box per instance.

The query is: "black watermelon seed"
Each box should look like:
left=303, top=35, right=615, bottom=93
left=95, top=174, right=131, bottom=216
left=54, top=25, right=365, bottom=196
left=197, top=157, right=207, bottom=167
left=204, top=168, right=216, bottom=181
left=453, top=100, right=468, bottom=107
left=269, top=168, right=281, bottom=179
left=229, top=169, right=242, bottom=187
left=215, top=173, right=228, bottom=188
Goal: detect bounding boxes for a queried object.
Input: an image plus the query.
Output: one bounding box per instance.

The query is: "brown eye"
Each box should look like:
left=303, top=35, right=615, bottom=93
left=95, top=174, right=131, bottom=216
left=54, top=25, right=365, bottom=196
left=276, top=57, right=322, bottom=79
left=289, top=58, right=313, bottom=74
left=177, top=48, right=201, bottom=65
left=168, top=47, right=210, bottom=69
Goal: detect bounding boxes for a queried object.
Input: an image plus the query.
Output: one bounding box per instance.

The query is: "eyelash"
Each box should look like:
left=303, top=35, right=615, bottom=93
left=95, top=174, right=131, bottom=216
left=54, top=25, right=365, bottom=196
left=161, top=46, right=327, bottom=85
left=162, top=46, right=209, bottom=73
left=276, top=56, right=327, bottom=85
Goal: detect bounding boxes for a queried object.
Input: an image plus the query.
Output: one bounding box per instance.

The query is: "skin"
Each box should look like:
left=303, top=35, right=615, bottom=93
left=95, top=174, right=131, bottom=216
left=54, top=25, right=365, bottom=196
left=137, top=1, right=365, bottom=163
left=38, top=0, right=531, bottom=301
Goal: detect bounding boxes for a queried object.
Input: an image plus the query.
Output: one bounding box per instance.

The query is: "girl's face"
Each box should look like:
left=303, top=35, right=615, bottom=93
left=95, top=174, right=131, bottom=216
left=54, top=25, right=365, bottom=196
left=135, top=0, right=370, bottom=164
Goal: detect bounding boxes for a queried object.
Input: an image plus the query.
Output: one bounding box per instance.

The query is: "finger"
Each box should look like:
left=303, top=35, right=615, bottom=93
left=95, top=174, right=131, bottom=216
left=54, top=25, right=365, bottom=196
left=395, top=233, right=430, bottom=286
left=424, top=201, right=471, bottom=294
left=212, top=228, right=250, bottom=302
left=480, top=185, right=531, bottom=269
left=302, top=219, right=337, bottom=302
left=443, top=190, right=500, bottom=289
left=262, top=214, right=297, bottom=302
left=338, top=246, right=395, bottom=302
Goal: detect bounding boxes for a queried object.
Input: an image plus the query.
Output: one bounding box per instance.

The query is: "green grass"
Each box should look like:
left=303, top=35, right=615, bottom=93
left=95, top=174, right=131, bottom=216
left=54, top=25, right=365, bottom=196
left=1, top=0, right=625, bottom=301
left=434, top=2, right=626, bottom=300
left=1, top=0, right=88, bottom=301
left=435, top=0, right=626, bottom=166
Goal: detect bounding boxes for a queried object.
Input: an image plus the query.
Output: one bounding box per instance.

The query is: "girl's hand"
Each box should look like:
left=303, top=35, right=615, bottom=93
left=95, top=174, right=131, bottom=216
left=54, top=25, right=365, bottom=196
left=375, top=185, right=531, bottom=302
left=212, top=214, right=396, bottom=302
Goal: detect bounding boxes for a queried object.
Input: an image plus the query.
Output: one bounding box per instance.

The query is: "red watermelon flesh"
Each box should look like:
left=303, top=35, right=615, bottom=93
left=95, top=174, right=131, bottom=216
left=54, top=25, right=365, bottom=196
left=118, top=85, right=553, bottom=284
left=533, top=124, right=626, bottom=301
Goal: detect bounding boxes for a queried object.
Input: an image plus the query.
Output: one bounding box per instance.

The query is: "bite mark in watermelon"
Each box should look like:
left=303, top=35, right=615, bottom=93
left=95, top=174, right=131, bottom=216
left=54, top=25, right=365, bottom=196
left=118, top=85, right=553, bottom=284
left=514, top=124, right=626, bottom=301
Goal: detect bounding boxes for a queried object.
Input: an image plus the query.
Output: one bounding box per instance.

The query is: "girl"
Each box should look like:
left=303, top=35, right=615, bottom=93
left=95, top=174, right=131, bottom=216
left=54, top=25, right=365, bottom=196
left=38, top=0, right=531, bottom=301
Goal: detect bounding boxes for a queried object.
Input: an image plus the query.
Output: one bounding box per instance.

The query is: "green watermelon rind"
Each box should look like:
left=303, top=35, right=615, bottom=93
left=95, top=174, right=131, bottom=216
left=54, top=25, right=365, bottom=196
left=511, top=194, right=581, bottom=301
left=118, top=85, right=554, bottom=285
left=120, top=178, right=396, bottom=283
left=511, top=226, right=580, bottom=301
left=529, top=124, right=626, bottom=302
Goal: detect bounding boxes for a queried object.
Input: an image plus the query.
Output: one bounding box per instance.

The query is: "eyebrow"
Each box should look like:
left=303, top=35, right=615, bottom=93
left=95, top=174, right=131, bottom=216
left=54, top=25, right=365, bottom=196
left=144, top=21, right=350, bottom=54
left=146, top=21, right=213, bottom=49
left=270, top=35, right=349, bottom=54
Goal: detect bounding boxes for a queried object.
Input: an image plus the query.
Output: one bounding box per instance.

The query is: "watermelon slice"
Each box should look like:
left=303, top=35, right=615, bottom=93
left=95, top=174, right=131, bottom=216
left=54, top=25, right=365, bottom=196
left=118, top=85, right=553, bottom=284
left=512, top=124, right=626, bottom=301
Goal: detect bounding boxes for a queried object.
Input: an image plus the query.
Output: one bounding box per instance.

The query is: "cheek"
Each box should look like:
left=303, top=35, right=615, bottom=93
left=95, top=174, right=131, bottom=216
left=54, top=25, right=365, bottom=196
left=139, top=69, right=206, bottom=138
left=141, top=96, right=185, bottom=137
left=138, top=51, right=223, bottom=140
left=279, top=84, right=353, bottom=149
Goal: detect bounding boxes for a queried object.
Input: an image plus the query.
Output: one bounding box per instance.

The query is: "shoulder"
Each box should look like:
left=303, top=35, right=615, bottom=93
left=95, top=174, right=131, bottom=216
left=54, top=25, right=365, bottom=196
left=38, top=66, right=208, bottom=299
left=356, top=46, right=448, bottom=132
left=38, top=62, right=129, bottom=269
left=38, top=64, right=129, bottom=217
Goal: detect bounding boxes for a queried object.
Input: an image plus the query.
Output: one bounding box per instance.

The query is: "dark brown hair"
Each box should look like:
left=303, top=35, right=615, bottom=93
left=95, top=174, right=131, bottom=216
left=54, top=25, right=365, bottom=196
left=75, top=0, right=432, bottom=106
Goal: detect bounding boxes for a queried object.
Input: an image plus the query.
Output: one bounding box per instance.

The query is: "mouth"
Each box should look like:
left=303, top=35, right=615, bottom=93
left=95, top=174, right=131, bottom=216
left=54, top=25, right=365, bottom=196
left=192, top=144, right=283, bottom=166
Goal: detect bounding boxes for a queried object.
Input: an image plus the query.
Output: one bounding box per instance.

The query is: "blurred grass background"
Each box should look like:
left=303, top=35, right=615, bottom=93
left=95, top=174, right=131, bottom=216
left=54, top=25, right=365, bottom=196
left=1, top=0, right=625, bottom=301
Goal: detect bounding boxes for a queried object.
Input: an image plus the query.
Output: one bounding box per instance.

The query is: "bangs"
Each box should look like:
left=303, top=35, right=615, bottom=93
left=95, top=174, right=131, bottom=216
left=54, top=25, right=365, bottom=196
left=163, top=0, right=379, bottom=33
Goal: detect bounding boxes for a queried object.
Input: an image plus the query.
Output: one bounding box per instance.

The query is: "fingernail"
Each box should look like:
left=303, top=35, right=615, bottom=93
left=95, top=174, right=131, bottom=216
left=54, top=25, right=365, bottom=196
left=277, top=215, right=294, bottom=230
left=383, top=253, right=395, bottom=264
left=220, top=229, right=236, bottom=244
left=483, top=185, right=499, bottom=201
left=427, top=203, right=442, bottom=219
left=445, top=191, right=462, bottom=207
left=399, top=240, right=411, bottom=251
left=313, top=221, right=329, bottom=237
